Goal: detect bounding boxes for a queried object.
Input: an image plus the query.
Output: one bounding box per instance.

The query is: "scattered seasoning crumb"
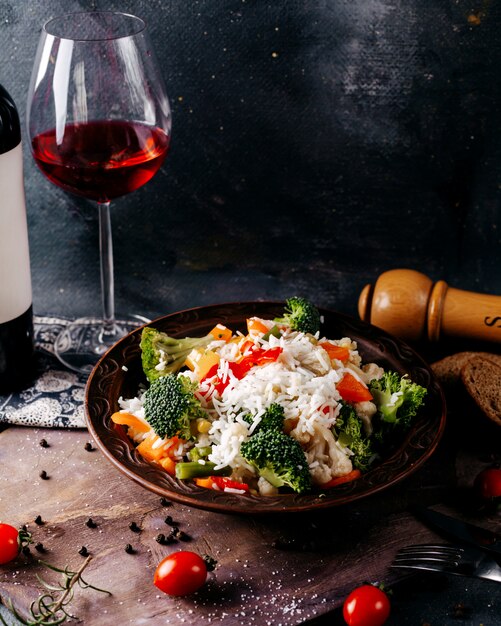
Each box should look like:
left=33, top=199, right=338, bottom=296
left=125, top=543, right=135, bottom=554
left=85, top=518, right=97, bottom=528
left=34, top=543, right=46, bottom=553
left=39, top=438, right=49, bottom=448
left=160, top=497, right=171, bottom=506
left=129, top=521, right=141, bottom=533
left=39, top=470, right=49, bottom=480
left=84, top=442, right=94, bottom=452
left=34, top=515, right=44, bottom=526
left=121, top=365, right=128, bottom=371
left=78, top=546, right=89, bottom=557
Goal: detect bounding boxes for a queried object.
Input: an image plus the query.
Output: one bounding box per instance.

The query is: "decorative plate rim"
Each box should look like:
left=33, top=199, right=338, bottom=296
left=84, top=301, right=447, bottom=514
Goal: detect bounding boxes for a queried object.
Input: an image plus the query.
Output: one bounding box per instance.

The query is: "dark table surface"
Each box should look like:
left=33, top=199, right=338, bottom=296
left=1, top=0, right=501, bottom=623
left=1, top=322, right=500, bottom=626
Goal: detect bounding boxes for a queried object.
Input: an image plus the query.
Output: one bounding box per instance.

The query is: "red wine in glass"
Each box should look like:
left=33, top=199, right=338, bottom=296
left=32, top=120, right=170, bottom=202
left=27, top=11, right=172, bottom=373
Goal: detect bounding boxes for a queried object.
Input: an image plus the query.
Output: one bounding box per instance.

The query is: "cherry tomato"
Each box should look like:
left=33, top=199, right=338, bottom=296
left=474, top=468, right=501, bottom=500
left=343, top=584, right=390, bottom=626
left=154, top=551, right=207, bottom=596
left=0, top=524, right=21, bottom=565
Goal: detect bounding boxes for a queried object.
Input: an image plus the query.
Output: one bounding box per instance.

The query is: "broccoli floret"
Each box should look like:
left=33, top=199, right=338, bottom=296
left=240, top=429, right=311, bottom=494
left=274, top=297, right=321, bottom=335
left=369, top=371, right=427, bottom=430
left=140, top=326, right=213, bottom=382
left=243, top=403, right=285, bottom=434
left=143, top=373, right=206, bottom=440
left=335, top=403, right=374, bottom=471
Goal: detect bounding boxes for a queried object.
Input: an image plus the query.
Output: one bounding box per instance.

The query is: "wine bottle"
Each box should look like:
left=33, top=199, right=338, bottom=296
left=0, top=83, right=34, bottom=393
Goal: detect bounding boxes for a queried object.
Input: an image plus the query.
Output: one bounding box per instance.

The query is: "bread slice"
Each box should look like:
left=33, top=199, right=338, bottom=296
left=432, top=351, right=501, bottom=387
left=460, top=357, right=501, bottom=428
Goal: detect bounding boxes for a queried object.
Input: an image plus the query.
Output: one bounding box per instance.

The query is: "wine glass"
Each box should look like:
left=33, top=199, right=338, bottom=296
left=26, top=11, right=171, bottom=373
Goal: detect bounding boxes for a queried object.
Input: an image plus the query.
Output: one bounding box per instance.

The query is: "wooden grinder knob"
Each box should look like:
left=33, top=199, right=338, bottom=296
left=358, top=269, right=501, bottom=344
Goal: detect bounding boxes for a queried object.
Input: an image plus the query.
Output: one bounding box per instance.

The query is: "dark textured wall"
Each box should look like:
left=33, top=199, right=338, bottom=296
left=1, top=0, right=500, bottom=320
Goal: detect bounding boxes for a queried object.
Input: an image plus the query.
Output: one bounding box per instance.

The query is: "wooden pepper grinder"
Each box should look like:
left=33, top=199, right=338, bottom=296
left=358, top=269, right=501, bottom=344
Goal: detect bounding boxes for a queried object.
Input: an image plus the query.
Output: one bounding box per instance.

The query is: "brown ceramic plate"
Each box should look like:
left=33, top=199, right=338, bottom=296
left=85, top=301, right=446, bottom=514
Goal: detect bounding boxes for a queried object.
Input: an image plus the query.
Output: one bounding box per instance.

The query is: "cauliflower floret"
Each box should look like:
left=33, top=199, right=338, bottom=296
left=338, top=337, right=362, bottom=366
left=257, top=476, right=279, bottom=496
left=292, top=422, right=352, bottom=486
left=361, top=362, right=385, bottom=383
left=353, top=400, right=377, bottom=436
left=299, top=346, right=331, bottom=375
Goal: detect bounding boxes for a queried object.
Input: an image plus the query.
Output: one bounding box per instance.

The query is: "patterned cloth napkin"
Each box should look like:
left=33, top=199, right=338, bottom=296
left=0, top=316, right=87, bottom=428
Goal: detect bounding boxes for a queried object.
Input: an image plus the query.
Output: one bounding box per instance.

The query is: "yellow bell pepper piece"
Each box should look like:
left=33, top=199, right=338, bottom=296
left=209, top=324, right=232, bottom=342
left=185, top=348, right=220, bottom=380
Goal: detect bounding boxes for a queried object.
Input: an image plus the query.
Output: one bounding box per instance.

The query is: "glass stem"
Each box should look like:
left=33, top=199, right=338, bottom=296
left=98, top=201, right=116, bottom=338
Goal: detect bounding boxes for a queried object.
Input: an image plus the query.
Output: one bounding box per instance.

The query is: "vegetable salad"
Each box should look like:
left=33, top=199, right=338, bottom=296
left=112, top=299, right=427, bottom=496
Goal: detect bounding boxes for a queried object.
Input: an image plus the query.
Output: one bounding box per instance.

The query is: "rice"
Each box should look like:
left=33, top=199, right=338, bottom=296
left=118, top=325, right=375, bottom=488
left=207, top=331, right=345, bottom=469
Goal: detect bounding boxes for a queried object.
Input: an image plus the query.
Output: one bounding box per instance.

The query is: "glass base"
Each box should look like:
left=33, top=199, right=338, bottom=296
left=54, top=314, right=149, bottom=375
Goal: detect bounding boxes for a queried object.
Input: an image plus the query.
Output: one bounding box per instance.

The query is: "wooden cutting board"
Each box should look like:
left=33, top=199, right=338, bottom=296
left=0, top=424, right=467, bottom=625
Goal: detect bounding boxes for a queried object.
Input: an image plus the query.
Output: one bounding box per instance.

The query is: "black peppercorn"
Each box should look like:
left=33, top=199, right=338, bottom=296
left=129, top=521, right=141, bottom=533
left=78, top=546, right=89, bottom=557
left=124, top=544, right=135, bottom=554
left=34, top=515, right=44, bottom=526
left=39, top=470, right=49, bottom=480
left=160, top=497, right=171, bottom=506
left=39, top=438, right=49, bottom=448
left=156, top=533, right=175, bottom=545
left=164, top=516, right=175, bottom=526
left=173, top=528, right=190, bottom=541
left=84, top=442, right=94, bottom=452
left=22, top=546, right=31, bottom=556
left=203, top=555, right=218, bottom=572
left=35, top=543, right=46, bottom=553
left=85, top=518, right=97, bottom=528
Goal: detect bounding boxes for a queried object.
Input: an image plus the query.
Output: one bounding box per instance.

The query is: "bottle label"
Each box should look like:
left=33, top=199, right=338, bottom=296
left=0, top=142, right=32, bottom=324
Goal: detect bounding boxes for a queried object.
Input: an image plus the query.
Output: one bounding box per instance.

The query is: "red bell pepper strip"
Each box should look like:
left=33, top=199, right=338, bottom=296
left=337, top=372, right=373, bottom=403
left=211, top=476, right=250, bottom=492
left=199, top=348, right=283, bottom=395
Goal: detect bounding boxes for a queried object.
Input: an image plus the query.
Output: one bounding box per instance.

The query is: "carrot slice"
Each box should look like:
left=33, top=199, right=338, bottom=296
left=319, top=342, right=350, bottom=362
left=337, top=372, right=373, bottom=403
left=111, top=411, right=150, bottom=433
left=321, top=469, right=362, bottom=489
left=194, top=477, right=215, bottom=489
left=246, top=317, right=269, bottom=335
left=164, top=436, right=182, bottom=459
left=136, top=437, right=167, bottom=462
left=159, top=456, right=176, bottom=476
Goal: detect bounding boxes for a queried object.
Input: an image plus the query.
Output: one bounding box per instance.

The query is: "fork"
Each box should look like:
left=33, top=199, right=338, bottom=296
left=391, top=543, right=501, bottom=584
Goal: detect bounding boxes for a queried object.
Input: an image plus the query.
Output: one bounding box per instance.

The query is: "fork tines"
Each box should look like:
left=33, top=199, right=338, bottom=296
left=392, top=543, right=463, bottom=568
left=391, top=542, right=501, bottom=583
